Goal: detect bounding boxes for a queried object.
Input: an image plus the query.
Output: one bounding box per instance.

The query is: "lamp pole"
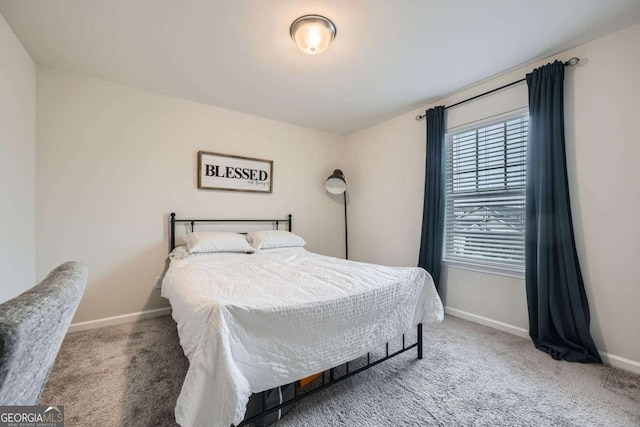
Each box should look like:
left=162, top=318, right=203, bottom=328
left=344, top=191, right=348, bottom=259
left=325, top=169, right=348, bottom=260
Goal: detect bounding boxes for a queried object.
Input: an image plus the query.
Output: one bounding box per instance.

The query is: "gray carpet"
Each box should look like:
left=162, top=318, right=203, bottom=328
left=40, top=315, right=640, bottom=426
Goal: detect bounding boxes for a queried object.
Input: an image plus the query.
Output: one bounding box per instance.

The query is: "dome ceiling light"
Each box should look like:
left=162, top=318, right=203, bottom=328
left=289, top=15, right=336, bottom=55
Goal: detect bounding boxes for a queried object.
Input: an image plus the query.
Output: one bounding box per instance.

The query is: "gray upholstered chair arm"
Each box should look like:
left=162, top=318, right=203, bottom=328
left=0, top=261, right=87, bottom=405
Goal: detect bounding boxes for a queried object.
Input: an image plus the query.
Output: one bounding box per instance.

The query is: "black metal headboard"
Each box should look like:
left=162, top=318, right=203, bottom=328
left=169, top=212, right=292, bottom=252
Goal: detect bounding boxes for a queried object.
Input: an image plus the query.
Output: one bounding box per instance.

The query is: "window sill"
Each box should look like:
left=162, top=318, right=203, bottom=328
left=442, top=260, right=525, bottom=280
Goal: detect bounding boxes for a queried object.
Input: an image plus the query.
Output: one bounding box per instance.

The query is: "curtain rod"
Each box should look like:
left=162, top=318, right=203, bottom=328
left=415, top=57, right=580, bottom=121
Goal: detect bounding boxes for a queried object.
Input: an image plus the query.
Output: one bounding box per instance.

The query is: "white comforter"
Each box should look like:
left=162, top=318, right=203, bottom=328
left=161, top=247, right=443, bottom=427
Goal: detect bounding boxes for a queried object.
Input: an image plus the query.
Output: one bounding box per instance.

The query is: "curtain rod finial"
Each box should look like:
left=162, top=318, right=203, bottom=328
left=566, top=57, right=579, bottom=66
left=416, top=114, right=426, bottom=121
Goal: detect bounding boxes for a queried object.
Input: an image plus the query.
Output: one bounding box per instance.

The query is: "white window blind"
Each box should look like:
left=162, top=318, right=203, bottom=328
left=444, top=111, right=528, bottom=273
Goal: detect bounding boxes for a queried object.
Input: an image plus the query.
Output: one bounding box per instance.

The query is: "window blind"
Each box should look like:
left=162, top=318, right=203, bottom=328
left=444, top=112, right=528, bottom=272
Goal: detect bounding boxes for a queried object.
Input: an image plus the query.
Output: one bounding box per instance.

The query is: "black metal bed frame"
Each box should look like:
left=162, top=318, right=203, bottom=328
left=168, top=213, right=423, bottom=426
left=170, top=212, right=293, bottom=251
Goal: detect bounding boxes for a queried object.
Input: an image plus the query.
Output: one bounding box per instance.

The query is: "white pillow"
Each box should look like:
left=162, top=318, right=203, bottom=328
left=169, top=245, right=190, bottom=261
left=186, top=231, right=254, bottom=254
left=246, top=230, right=306, bottom=251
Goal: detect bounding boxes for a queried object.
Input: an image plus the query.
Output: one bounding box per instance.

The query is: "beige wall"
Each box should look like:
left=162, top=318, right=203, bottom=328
left=346, top=23, right=640, bottom=370
left=0, top=13, right=35, bottom=303
left=37, top=67, right=347, bottom=323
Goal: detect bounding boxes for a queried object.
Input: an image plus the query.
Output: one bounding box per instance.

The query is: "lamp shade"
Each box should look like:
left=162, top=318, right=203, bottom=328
left=290, top=15, right=336, bottom=55
left=325, top=169, right=346, bottom=194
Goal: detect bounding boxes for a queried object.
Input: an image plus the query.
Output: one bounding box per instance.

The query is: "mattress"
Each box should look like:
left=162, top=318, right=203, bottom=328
left=161, top=247, right=444, bottom=426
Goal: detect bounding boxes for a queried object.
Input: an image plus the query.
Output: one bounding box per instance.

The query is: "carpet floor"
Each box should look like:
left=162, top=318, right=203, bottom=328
left=40, top=315, right=640, bottom=426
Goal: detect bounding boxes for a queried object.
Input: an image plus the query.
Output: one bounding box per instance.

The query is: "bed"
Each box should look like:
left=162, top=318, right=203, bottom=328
left=162, top=213, right=444, bottom=426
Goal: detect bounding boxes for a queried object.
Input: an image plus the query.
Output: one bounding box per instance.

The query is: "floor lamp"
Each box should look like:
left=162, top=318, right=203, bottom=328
left=325, top=169, right=348, bottom=259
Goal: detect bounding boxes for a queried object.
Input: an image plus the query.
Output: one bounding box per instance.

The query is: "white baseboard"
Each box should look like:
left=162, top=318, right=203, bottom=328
left=599, top=351, right=640, bottom=375
left=445, top=307, right=529, bottom=338
left=67, top=307, right=172, bottom=333
left=445, top=306, right=640, bottom=375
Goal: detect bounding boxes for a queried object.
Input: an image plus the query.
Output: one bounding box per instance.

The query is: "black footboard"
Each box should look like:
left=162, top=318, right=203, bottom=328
left=234, top=323, right=424, bottom=426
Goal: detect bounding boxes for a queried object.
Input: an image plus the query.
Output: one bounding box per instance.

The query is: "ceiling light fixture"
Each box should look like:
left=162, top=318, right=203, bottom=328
left=290, top=15, right=336, bottom=55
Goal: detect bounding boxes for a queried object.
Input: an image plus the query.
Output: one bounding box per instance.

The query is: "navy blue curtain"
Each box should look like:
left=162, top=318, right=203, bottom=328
left=525, top=61, right=601, bottom=363
left=418, top=106, right=445, bottom=290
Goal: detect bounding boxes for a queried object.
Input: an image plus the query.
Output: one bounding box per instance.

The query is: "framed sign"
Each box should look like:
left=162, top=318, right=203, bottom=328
left=197, top=151, right=273, bottom=193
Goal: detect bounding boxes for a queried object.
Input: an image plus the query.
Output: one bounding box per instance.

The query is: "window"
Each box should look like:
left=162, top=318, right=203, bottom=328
left=444, top=110, right=528, bottom=274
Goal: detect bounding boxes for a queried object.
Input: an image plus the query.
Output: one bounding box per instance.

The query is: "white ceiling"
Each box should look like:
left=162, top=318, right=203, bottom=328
left=1, top=1, right=640, bottom=135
